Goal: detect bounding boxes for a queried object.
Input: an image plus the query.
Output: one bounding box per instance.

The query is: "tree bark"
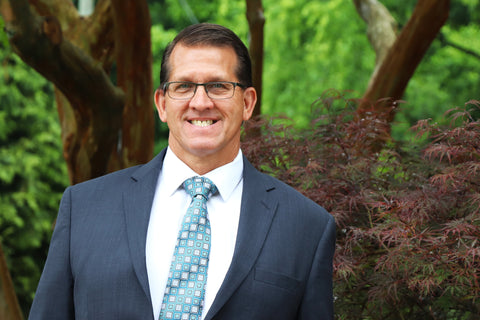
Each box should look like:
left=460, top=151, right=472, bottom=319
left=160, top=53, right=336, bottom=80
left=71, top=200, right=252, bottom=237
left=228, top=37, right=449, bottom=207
left=0, top=242, right=23, bottom=320
left=356, top=0, right=450, bottom=122
left=1, top=0, right=154, bottom=184
left=353, top=0, right=397, bottom=89
left=246, top=0, right=264, bottom=117
left=111, top=0, right=154, bottom=168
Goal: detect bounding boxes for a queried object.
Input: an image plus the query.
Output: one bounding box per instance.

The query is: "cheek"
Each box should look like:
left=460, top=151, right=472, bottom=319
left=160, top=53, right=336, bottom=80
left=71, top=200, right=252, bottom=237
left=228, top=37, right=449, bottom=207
left=159, top=103, right=181, bottom=123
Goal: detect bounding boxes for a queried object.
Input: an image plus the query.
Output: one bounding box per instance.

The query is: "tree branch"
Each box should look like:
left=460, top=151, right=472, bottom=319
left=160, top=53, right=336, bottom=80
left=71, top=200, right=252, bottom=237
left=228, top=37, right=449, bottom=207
left=82, top=0, right=115, bottom=70
left=2, top=0, right=123, bottom=114
left=28, top=0, right=79, bottom=32
left=2, top=0, right=125, bottom=182
left=359, top=0, right=450, bottom=122
left=353, top=0, right=397, bottom=66
left=246, top=0, right=265, bottom=117
left=439, top=31, right=480, bottom=60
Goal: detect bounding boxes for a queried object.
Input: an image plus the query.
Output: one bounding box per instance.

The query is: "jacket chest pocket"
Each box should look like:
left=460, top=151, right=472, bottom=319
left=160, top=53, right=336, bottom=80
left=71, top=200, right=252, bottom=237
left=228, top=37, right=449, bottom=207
left=254, top=268, right=301, bottom=293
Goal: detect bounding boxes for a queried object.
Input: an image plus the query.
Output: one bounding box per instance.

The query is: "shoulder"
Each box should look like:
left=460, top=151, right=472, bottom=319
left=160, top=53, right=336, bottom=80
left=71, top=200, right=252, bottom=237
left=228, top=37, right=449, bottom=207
left=266, top=172, right=328, bottom=212
left=69, top=165, right=141, bottom=191
left=67, top=150, right=165, bottom=197
left=244, top=158, right=333, bottom=223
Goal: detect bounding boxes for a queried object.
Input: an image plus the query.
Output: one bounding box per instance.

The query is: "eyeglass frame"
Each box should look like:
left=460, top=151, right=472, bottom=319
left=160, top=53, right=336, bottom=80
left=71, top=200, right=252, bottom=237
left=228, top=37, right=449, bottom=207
left=162, top=81, right=246, bottom=100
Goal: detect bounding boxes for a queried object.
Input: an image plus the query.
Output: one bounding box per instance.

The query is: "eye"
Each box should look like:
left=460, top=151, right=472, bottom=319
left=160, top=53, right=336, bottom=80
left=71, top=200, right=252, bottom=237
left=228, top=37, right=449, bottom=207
left=207, top=82, right=231, bottom=92
left=210, top=82, right=228, bottom=89
left=172, top=82, right=194, bottom=92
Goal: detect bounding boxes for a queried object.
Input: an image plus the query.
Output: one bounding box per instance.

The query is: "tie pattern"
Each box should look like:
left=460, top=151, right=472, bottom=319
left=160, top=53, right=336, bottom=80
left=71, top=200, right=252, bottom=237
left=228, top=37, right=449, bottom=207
left=160, top=176, right=218, bottom=320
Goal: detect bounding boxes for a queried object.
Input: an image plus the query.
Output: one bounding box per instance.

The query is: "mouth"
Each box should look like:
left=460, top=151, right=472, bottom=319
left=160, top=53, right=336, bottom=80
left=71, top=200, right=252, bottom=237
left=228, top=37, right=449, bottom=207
left=189, top=120, right=217, bottom=127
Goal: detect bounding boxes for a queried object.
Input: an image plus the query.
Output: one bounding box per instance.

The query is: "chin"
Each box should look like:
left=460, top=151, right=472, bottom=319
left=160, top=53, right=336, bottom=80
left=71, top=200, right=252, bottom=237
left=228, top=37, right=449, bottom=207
left=187, top=142, right=230, bottom=157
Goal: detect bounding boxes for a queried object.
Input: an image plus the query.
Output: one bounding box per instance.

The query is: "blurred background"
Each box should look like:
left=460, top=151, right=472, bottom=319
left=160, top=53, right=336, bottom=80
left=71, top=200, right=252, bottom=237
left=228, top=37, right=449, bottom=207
left=1, top=0, right=479, bottom=318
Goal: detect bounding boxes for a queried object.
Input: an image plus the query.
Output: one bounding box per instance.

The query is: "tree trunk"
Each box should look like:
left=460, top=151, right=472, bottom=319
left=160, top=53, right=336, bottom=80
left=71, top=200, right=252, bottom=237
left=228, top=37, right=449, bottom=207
left=111, top=0, right=154, bottom=169
left=0, top=242, right=23, bottom=320
left=356, top=0, right=450, bottom=123
left=353, top=0, right=398, bottom=90
left=1, top=0, right=154, bottom=184
left=246, top=0, right=265, bottom=117
left=1, top=0, right=154, bottom=312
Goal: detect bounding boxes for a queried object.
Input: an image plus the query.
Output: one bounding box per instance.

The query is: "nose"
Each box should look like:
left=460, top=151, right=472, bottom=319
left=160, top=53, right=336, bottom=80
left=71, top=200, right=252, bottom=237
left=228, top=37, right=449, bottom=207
left=188, top=85, right=214, bottom=110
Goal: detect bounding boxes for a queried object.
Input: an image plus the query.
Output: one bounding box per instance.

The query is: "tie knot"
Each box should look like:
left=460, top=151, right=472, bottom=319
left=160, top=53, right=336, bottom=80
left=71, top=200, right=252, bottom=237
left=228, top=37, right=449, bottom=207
left=183, top=176, right=218, bottom=201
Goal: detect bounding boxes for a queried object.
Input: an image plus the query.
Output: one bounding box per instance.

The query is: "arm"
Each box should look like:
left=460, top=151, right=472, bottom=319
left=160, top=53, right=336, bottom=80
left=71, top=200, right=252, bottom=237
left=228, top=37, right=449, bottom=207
left=28, top=187, right=75, bottom=320
left=298, top=214, right=336, bottom=320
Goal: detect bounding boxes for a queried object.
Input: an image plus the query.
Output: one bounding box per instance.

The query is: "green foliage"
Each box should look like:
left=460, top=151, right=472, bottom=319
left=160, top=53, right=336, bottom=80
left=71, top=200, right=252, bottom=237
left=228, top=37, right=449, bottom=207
left=242, top=93, right=480, bottom=319
left=393, top=20, right=480, bottom=140
left=261, top=0, right=373, bottom=128
left=2, top=0, right=479, bottom=317
left=0, top=18, right=8, bottom=47
left=261, top=0, right=480, bottom=141
left=149, top=0, right=480, bottom=142
left=0, top=41, right=68, bottom=315
left=149, top=0, right=247, bottom=33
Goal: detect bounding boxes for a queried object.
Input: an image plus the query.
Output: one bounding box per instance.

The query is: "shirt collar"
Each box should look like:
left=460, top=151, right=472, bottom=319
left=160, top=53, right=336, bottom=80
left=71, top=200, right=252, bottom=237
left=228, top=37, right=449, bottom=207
left=161, top=147, right=244, bottom=201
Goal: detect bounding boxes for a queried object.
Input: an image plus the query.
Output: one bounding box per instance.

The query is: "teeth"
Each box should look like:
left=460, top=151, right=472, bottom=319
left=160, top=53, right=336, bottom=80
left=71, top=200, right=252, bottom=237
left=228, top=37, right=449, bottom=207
left=191, top=120, right=213, bottom=127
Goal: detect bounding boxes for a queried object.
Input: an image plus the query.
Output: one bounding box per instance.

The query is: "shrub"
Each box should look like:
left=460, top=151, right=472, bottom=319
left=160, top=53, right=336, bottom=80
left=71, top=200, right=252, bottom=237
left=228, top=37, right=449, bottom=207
left=242, top=91, right=480, bottom=319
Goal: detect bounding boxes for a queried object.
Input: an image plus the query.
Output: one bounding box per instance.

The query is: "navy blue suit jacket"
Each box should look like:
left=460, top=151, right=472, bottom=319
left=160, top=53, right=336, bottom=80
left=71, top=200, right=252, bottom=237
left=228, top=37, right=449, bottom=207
left=29, top=149, right=336, bottom=319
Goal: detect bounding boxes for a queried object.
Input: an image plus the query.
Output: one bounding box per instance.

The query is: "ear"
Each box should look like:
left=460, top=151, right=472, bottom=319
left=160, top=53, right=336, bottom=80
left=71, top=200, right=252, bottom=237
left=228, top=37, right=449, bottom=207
left=242, top=87, right=257, bottom=121
left=154, top=88, right=168, bottom=122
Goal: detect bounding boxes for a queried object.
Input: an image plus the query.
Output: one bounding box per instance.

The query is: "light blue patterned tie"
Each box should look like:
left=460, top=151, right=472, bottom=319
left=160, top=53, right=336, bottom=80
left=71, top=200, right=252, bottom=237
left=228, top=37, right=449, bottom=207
left=160, top=176, right=218, bottom=320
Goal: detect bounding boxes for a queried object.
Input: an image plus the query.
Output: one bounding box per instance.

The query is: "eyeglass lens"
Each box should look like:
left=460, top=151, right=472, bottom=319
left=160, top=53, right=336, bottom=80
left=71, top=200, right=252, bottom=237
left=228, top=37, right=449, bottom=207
left=167, top=82, right=236, bottom=100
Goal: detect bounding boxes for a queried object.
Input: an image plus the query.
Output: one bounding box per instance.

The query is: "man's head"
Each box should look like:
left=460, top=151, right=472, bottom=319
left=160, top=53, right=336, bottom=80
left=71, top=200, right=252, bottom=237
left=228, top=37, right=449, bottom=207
left=160, top=23, right=253, bottom=89
left=154, top=23, right=257, bottom=174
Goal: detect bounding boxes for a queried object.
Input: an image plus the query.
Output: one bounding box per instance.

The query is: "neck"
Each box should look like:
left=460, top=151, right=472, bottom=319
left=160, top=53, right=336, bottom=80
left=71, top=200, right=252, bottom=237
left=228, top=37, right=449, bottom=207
left=169, top=147, right=240, bottom=175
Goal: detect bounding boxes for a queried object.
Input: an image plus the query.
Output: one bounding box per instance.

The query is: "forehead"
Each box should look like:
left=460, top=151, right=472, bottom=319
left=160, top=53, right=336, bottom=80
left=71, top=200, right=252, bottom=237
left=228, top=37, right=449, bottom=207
left=168, top=44, right=238, bottom=81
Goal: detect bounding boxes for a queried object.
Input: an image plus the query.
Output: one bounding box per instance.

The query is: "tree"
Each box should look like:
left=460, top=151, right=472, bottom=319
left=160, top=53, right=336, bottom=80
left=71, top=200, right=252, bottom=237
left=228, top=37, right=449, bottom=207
left=354, top=0, right=450, bottom=124
left=352, top=0, right=397, bottom=90
left=0, top=32, right=68, bottom=317
left=0, top=0, right=154, bottom=184
left=246, top=0, right=265, bottom=117
left=1, top=1, right=154, bottom=317
left=0, top=243, right=23, bottom=320
left=259, top=0, right=478, bottom=139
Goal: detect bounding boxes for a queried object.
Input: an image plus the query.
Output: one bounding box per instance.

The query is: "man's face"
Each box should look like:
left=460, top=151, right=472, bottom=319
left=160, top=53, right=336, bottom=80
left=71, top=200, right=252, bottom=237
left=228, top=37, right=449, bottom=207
left=154, top=44, right=256, bottom=172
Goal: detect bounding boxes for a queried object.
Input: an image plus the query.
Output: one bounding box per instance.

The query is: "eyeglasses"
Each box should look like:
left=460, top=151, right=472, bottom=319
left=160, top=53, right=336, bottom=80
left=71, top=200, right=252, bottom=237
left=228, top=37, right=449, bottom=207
left=163, top=81, right=246, bottom=100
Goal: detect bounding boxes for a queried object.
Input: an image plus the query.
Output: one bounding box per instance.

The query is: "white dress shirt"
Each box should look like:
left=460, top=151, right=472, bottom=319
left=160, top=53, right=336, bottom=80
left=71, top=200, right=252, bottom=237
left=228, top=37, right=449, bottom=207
left=146, top=147, right=243, bottom=320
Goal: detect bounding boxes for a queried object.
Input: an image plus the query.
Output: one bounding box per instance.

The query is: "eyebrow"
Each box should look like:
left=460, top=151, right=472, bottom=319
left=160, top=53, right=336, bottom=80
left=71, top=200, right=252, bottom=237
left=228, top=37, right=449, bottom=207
left=170, top=70, right=233, bottom=82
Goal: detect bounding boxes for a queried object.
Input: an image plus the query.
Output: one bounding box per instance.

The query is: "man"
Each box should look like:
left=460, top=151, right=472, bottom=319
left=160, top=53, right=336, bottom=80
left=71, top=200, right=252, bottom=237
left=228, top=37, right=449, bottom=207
left=29, top=23, right=335, bottom=320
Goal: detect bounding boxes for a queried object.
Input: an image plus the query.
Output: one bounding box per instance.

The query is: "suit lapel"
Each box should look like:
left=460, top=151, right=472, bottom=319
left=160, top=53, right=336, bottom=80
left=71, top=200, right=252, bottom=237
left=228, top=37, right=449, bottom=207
left=123, top=150, right=166, bottom=302
left=122, top=151, right=277, bottom=318
left=205, top=157, right=278, bottom=319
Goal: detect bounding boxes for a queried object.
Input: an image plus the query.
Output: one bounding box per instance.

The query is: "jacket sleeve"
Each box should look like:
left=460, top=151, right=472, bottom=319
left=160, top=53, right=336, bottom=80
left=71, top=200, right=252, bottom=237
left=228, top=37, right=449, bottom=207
left=28, top=187, right=75, bottom=320
left=298, top=214, right=336, bottom=320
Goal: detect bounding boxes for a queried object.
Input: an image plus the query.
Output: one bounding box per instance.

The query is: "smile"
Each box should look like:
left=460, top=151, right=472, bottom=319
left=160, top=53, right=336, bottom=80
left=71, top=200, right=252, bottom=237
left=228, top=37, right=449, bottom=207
left=190, top=120, right=216, bottom=127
